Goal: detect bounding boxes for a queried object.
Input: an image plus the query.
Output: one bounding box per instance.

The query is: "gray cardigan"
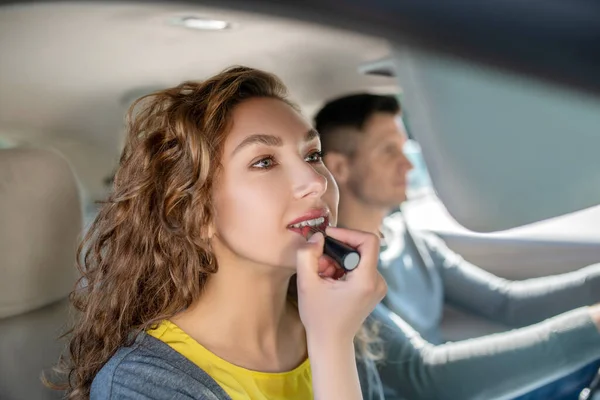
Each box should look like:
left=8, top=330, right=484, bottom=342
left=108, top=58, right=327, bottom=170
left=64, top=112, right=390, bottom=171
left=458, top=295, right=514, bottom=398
left=91, top=332, right=385, bottom=400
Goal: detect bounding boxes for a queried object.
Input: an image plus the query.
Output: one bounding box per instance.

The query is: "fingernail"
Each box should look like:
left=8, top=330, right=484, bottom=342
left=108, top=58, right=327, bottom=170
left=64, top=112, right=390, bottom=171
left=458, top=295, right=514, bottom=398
left=308, top=231, right=323, bottom=243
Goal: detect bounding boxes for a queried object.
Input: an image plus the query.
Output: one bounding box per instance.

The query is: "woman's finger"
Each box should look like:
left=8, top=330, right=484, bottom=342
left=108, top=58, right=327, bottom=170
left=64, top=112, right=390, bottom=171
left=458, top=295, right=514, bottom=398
left=296, top=232, right=325, bottom=284
left=324, top=226, right=380, bottom=256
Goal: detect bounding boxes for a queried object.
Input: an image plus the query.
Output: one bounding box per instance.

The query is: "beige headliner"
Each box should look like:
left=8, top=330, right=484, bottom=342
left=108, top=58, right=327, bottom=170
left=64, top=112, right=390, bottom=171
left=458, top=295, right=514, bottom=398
left=0, top=2, right=396, bottom=203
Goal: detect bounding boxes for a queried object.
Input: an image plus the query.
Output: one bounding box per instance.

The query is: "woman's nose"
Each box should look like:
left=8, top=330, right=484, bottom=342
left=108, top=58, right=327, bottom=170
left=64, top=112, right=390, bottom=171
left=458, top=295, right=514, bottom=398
left=292, top=163, right=328, bottom=200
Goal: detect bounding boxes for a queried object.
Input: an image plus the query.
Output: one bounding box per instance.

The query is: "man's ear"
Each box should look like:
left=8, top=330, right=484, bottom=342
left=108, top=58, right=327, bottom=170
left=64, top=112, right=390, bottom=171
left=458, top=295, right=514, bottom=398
left=324, top=152, right=351, bottom=185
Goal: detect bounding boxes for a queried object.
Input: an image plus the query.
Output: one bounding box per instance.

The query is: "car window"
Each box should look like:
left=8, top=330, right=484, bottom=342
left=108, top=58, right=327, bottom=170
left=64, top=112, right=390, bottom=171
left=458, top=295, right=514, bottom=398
left=390, top=48, right=600, bottom=232
left=404, top=139, right=434, bottom=200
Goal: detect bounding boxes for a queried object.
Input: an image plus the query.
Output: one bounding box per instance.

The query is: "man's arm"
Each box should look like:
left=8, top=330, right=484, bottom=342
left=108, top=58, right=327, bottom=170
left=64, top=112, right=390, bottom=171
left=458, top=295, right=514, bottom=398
left=420, top=232, right=600, bottom=327
left=373, top=303, right=600, bottom=400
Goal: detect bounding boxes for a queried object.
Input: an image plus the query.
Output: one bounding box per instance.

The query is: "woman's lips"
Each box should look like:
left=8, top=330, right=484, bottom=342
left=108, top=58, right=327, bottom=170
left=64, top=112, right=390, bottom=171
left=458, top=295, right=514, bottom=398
left=287, top=209, right=329, bottom=227
left=287, top=217, right=329, bottom=238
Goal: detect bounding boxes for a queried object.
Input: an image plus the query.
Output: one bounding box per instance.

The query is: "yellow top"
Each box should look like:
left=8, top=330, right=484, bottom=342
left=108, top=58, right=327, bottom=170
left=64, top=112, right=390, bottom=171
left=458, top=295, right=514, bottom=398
left=147, top=320, right=312, bottom=400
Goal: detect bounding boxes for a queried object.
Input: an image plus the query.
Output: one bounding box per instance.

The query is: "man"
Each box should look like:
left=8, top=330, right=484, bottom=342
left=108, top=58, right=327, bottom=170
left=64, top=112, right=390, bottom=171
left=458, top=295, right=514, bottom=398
left=315, top=93, right=600, bottom=400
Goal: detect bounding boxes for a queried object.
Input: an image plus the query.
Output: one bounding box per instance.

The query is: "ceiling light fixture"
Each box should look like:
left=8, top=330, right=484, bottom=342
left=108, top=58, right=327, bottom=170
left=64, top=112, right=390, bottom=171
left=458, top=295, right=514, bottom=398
left=172, top=16, right=231, bottom=31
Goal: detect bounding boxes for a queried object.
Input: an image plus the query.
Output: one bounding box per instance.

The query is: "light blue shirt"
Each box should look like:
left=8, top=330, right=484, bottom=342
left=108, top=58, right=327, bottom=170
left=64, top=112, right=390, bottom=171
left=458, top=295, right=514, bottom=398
left=375, top=211, right=600, bottom=399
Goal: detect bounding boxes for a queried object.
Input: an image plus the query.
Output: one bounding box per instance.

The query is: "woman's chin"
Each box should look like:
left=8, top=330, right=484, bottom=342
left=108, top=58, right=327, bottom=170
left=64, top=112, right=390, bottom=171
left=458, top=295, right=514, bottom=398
left=265, top=255, right=298, bottom=273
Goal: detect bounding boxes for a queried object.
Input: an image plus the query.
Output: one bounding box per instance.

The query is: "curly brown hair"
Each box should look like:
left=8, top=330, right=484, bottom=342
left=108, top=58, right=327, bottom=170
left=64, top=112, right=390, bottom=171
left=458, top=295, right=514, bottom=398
left=47, top=66, right=381, bottom=399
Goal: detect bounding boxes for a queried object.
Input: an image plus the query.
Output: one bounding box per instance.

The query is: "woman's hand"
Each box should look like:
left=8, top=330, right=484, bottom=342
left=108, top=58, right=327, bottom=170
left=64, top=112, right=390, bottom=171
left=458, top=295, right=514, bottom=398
left=295, top=226, right=386, bottom=400
left=296, top=226, right=387, bottom=345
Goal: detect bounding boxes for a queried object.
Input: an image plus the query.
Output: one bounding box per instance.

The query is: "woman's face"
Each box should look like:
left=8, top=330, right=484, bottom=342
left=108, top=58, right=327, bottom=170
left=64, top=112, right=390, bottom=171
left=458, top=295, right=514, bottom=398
left=211, top=97, right=338, bottom=271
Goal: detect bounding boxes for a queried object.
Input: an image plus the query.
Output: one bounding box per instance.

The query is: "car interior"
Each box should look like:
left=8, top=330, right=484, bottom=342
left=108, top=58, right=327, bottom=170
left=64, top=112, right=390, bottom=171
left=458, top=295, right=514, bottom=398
left=1, top=1, right=600, bottom=399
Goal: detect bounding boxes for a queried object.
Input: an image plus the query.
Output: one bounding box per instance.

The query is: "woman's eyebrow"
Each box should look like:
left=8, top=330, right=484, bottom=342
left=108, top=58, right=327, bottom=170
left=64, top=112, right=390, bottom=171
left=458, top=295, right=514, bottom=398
left=232, top=134, right=282, bottom=156
left=306, top=128, right=319, bottom=141
left=232, top=129, right=320, bottom=156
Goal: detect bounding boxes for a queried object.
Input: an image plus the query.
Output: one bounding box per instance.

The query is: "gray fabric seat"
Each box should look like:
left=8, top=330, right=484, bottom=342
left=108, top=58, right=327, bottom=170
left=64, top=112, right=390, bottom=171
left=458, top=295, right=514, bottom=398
left=0, top=148, right=82, bottom=400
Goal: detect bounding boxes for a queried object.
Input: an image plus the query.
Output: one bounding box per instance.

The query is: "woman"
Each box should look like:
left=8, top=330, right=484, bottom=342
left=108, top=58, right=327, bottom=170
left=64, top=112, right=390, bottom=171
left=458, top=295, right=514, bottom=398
left=49, top=66, right=387, bottom=399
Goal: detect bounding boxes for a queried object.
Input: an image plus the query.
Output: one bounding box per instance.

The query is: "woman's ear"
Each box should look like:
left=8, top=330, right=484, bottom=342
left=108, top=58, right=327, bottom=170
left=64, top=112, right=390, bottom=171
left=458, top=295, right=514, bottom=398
left=202, top=210, right=217, bottom=241
left=323, top=152, right=350, bottom=185
left=205, top=224, right=215, bottom=240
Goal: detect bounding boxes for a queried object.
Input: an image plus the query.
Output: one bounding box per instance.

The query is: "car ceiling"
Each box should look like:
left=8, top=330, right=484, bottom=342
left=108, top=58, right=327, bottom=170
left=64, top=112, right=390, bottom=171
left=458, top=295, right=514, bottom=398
left=0, top=2, right=396, bottom=203
left=3, top=1, right=600, bottom=232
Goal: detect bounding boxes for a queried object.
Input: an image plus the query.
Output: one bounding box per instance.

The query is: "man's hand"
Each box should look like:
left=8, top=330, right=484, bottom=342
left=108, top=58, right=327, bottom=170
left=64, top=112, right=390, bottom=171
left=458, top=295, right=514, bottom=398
left=589, top=304, right=600, bottom=333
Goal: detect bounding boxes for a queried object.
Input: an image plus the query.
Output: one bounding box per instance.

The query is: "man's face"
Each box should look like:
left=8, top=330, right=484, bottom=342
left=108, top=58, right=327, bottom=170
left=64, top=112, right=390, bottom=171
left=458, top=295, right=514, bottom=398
left=346, top=112, right=413, bottom=208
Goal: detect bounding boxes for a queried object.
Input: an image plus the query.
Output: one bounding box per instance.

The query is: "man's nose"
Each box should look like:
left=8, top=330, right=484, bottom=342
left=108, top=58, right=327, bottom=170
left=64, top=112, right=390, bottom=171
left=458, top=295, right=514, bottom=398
left=399, top=152, right=414, bottom=173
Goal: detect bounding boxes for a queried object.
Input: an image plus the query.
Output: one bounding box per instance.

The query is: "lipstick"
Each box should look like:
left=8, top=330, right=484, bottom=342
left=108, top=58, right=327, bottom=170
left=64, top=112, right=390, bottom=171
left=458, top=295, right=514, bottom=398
left=303, top=226, right=360, bottom=271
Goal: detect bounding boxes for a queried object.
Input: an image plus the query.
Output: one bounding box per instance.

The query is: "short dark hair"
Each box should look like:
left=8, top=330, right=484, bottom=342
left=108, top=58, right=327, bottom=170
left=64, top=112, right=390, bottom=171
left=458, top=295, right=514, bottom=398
left=314, top=93, right=400, bottom=156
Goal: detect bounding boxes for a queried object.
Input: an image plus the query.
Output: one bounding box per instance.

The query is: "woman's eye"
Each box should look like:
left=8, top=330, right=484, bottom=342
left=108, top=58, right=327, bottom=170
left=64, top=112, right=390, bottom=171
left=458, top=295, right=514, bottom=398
left=252, top=156, right=276, bottom=169
left=305, top=150, right=323, bottom=163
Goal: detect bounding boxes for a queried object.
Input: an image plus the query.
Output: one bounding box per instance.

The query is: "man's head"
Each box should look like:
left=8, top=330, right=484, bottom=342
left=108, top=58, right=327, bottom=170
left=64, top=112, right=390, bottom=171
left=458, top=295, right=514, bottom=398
left=315, top=93, right=413, bottom=211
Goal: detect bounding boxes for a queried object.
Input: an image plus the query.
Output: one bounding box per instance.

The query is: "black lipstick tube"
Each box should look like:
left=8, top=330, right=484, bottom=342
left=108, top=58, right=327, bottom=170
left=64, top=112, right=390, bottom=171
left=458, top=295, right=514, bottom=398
left=323, top=235, right=360, bottom=271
